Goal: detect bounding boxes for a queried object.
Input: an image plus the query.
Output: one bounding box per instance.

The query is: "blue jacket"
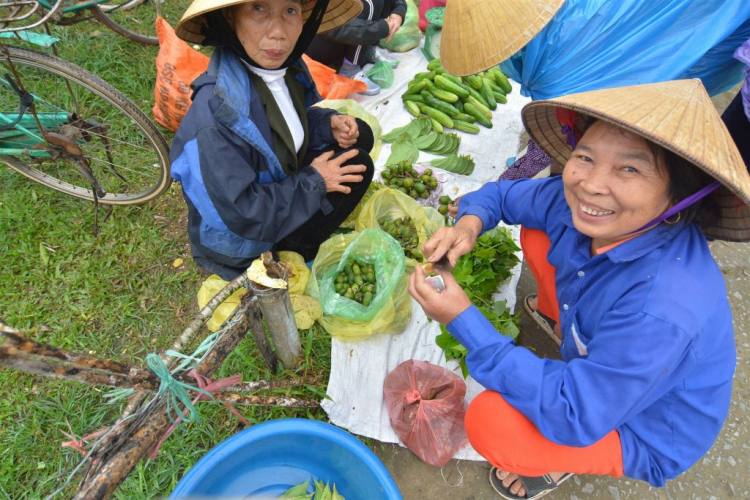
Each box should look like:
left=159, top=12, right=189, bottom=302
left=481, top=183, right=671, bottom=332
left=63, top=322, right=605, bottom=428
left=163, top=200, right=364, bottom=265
left=449, top=177, right=735, bottom=486
left=170, top=48, right=337, bottom=279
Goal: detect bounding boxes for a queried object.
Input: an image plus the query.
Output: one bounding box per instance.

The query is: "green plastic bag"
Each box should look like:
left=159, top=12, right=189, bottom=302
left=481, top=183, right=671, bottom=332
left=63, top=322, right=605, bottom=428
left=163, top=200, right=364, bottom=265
left=380, top=0, right=421, bottom=53
left=366, top=61, right=396, bottom=88
left=314, top=99, right=383, bottom=161
left=355, top=188, right=445, bottom=271
left=306, top=229, right=411, bottom=340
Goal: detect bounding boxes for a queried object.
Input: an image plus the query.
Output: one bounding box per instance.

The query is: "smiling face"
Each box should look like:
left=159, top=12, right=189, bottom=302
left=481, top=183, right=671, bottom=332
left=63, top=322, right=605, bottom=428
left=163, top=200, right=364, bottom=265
left=562, top=120, right=673, bottom=252
left=226, top=0, right=304, bottom=69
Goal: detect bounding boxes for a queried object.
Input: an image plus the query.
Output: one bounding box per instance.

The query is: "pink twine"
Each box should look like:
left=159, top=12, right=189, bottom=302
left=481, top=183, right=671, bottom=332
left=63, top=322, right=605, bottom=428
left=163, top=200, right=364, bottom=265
left=61, top=423, right=114, bottom=456
left=148, top=370, right=251, bottom=459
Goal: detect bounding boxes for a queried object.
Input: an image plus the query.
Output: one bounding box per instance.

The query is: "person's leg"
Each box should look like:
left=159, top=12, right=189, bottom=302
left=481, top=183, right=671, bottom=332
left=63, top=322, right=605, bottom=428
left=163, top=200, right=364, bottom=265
left=275, top=123, right=374, bottom=260
left=466, top=391, right=624, bottom=497
left=339, top=45, right=381, bottom=96
left=521, top=227, right=558, bottom=322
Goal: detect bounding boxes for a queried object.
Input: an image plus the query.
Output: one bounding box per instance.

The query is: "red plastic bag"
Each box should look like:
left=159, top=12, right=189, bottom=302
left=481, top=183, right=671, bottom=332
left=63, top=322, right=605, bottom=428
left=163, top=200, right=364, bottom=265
left=418, top=0, right=447, bottom=31
left=383, top=359, right=469, bottom=467
left=302, top=55, right=367, bottom=99
left=152, top=17, right=210, bottom=132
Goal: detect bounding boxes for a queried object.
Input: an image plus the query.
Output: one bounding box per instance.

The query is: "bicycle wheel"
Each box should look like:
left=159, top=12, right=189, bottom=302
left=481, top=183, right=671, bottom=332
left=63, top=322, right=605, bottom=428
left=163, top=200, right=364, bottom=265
left=0, top=46, right=171, bottom=204
left=90, top=0, right=192, bottom=46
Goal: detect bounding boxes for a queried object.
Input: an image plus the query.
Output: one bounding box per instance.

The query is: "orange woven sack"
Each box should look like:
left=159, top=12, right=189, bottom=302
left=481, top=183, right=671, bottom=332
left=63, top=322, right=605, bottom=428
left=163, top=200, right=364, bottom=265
left=302, top=54, right=366, bottom=99
left=153, top=17, right=210, bottom=132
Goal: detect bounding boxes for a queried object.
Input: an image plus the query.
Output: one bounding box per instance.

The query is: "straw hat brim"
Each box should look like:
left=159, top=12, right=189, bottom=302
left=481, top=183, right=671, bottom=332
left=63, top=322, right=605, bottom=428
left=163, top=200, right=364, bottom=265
left=440, top=0, right=564, bottom=76
left=522, top=80, right=750, bottom=242
left=176, top=0, right=363, bottom=45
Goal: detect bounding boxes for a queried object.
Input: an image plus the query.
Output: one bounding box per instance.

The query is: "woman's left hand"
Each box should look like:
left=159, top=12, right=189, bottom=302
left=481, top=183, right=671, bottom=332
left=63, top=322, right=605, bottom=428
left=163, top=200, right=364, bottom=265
left=408, top=265, right=472, bottom=325
left=331, top=115, right=359, bottom=149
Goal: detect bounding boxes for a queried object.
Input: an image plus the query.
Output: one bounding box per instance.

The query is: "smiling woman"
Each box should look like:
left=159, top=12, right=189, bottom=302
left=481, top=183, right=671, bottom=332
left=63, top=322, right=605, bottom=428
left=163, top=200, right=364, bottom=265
left=409, top=79, right=750, bottom=500
left=168, top=0, right=382, bottom=280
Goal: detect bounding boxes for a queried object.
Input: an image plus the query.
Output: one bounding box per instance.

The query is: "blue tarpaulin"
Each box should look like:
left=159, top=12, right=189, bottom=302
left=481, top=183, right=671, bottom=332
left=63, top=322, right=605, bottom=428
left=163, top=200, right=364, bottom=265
left=500, top=0, right=750, bottom=99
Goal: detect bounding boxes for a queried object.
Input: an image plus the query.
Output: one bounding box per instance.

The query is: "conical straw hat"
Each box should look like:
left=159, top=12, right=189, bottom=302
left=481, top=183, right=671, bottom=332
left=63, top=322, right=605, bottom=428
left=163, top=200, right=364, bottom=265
left=176, top=0, right=363, bottom=44
left=522, top=79, right=750, bottom=242
left=440, top=0, right=564, bottom=76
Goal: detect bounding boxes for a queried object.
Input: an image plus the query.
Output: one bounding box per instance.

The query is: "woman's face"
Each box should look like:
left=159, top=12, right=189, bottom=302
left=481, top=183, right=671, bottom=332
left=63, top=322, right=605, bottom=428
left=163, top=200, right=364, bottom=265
left=227, top=0, right=304, bottom=69
left=562, top=120, right=672, bottom=252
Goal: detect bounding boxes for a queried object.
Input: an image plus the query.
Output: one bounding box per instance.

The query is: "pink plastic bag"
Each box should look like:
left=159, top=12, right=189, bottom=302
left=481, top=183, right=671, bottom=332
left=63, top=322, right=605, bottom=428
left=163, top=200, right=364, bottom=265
left=418, top=0, right=447, bottom=31
left=383, top=359, right=468, bottom=467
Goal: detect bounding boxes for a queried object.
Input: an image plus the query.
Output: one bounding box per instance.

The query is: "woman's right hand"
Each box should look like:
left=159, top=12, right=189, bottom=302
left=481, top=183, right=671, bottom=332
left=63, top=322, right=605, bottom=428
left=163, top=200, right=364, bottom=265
left=422, top=215, right=483, bottom=268
left=311, top=150, right=367, bottom=194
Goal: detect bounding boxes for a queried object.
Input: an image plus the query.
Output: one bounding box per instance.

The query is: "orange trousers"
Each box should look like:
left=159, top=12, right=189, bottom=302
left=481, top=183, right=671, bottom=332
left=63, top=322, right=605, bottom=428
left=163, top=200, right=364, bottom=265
left=465, top=391, right=624, bottom=477
left=520, top=227, right=559, bottom=323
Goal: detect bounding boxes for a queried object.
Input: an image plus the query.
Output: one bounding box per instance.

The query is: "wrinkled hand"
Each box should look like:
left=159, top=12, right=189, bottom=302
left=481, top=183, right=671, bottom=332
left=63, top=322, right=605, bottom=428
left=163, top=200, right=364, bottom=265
left=385, top=14, right=402, bottom=43
left=311, top=149, right=366, bottom=194
left=408, top=265, right=472, bottom=325
left=331, top=114, right=359, bottom=149
left=422, top=215, right=482, bottom=268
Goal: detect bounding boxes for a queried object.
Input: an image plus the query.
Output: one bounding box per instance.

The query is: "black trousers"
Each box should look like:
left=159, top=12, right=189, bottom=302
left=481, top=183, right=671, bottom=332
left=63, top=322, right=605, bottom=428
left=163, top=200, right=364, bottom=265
left=274, top=119, right=375, bottom=261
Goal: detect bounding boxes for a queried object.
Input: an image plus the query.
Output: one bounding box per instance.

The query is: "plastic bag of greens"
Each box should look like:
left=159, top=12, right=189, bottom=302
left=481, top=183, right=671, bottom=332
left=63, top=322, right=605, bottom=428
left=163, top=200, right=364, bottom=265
left=355, top=188, right=444, bottom=271
left=314, top=99, right=383, bottom=161
left=306, top=229, right=410, bottom=340
left=380, top=0, right=421, bottom=53
left=366, top=61, right=396, bottom=89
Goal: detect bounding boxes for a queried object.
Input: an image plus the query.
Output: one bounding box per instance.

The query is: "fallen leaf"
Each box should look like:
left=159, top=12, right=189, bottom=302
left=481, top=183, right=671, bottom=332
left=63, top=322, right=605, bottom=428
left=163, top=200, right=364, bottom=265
left=172, top=258, right=184, bottom=268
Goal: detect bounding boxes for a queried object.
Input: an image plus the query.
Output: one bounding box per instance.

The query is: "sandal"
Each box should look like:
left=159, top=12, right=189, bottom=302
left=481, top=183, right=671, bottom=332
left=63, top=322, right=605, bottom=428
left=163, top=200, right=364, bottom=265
left=489, top=467, right=574, bottom=499
left=523, top=294, right=561, bottom=346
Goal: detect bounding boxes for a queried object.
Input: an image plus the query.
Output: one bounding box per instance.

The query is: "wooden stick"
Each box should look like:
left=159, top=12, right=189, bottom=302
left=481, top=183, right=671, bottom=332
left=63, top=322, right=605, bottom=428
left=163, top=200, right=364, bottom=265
left=246, top=294, right=278, bottom=370
left=73, top=295, right=256, bottom=499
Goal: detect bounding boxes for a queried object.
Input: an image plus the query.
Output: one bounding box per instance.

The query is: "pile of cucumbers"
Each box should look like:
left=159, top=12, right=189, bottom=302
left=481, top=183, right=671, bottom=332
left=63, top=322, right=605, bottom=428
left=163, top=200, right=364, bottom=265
left=381, top=216, right=423, bottom=261
left=334, top=259, right=377, bottom=306
left=401, top=58, right=512, bottom=133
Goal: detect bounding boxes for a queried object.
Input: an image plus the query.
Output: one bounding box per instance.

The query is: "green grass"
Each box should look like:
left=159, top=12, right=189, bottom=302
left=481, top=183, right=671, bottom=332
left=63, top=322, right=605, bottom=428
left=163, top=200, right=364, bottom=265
left=0, top=10, right=332, bottom=499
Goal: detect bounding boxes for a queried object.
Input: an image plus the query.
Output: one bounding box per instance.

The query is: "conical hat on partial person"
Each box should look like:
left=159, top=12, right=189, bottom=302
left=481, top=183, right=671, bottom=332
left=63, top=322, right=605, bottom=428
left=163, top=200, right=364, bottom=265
left=176, top=0, right=362, bottom=44
left=440, top=0, right=564, bottom=76
left=522, top=79, right=750, bottom=242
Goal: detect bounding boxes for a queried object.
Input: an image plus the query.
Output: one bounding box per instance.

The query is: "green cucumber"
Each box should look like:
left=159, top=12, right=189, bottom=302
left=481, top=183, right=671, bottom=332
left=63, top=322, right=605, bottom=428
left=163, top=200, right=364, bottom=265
left=434, top=75, right=470, bottom=99
left=464, top=102, right=493, bottom=128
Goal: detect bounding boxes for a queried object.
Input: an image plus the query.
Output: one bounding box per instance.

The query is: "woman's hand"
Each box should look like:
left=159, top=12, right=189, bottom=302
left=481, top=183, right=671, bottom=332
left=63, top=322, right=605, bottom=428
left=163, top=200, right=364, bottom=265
left=311, top=149, right=366, bottom=194
left=422, top=215, right=482, bottom=267
left=385, top=14, right=403, bottom=43
left=331, top=115, right=359, bottom=149
left=409, top=265, right=472, bottom=325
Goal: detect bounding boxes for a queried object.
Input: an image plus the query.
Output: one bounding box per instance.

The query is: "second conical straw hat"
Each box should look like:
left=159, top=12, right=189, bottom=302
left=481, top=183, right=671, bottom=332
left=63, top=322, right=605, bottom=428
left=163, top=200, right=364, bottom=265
left=522, top=79, right=750, bottom=242
left=440, top=0, right=564, bottom=76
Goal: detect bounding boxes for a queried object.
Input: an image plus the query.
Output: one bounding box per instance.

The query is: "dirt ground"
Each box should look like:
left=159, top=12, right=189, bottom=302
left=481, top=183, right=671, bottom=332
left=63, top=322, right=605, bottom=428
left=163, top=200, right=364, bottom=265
left=373, top=88, right=749, bottom=499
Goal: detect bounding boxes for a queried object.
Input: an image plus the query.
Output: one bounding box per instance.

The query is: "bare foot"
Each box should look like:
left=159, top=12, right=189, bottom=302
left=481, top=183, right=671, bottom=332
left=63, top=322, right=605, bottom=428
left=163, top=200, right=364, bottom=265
left=495, top=469, right=567, bottom=498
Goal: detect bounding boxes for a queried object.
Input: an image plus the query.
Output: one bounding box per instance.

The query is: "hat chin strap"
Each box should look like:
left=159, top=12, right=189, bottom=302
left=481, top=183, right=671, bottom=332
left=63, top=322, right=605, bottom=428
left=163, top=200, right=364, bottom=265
left=629, top=181, right=721, bottom=234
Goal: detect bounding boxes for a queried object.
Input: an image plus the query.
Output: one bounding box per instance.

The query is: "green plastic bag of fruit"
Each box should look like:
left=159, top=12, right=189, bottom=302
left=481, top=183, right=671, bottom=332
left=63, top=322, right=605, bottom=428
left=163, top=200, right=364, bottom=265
left=380, top=0, right=421, bottom=53
left=355, top=188, right=445, bottom=271
left=306, top=228, right=411, bottom=340
left=366, top=61, right=396, bottom=88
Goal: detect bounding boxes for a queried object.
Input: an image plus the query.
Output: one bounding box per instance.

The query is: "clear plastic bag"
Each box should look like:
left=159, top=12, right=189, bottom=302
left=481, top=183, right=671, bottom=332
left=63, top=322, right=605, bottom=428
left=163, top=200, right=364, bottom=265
left=305, top=229, right=411, bottom=340
left=383, top=359, right=469, bottom=467
left=355, top=188, right=444, bottom=270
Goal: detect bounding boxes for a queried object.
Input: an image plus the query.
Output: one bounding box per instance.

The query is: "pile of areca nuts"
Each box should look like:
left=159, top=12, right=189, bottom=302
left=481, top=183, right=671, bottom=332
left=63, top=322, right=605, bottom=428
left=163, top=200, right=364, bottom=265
left=334, top=259, right=377, bottom=306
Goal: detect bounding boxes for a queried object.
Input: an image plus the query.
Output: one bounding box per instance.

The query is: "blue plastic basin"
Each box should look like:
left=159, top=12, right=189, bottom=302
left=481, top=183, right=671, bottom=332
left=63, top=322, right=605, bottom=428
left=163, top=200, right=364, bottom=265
left=170, top=419, right=402, bottom=499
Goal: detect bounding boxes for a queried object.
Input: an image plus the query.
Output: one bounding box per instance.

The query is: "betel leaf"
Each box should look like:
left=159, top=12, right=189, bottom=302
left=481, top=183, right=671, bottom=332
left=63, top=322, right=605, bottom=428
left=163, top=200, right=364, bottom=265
left=386, top=137, right=419, bottom=165
left=434, top=226, right=521, bottom=378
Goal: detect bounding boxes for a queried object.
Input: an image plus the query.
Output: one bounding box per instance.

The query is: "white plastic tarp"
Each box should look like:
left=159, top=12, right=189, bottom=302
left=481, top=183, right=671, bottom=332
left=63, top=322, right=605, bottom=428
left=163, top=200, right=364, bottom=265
left=320, top=45, right=532, bottom=461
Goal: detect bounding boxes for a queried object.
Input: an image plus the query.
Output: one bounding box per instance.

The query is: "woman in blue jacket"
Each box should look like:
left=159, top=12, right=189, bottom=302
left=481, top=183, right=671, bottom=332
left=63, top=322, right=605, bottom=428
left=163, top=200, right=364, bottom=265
left=171, top=0, right=373, bottom=280
left=410, top=80, right=750, bottom=499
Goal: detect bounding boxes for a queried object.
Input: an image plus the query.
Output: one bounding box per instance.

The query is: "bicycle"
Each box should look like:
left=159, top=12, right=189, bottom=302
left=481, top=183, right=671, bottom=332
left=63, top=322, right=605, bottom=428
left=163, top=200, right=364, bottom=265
left=0, top=15, right=171, bottom=211
left=1, top=0, right=189, bottom=46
